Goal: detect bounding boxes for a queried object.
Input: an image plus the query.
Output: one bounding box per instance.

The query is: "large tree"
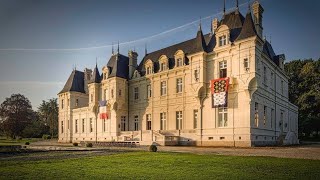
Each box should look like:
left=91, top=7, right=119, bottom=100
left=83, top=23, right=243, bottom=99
left=0, top=94, right=34, bottom=139
left=38, top=98, right=58, bottom=137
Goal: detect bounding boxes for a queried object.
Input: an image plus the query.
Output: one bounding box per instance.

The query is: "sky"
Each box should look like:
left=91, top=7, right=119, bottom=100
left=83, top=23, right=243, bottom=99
left=0, top=0, right=319, bottom=109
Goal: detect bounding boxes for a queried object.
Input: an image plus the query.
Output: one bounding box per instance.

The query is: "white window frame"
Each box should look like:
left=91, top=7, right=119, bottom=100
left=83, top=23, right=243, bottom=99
left=134, top=115, right=139, bottom=131
left=254, top=103, right=259, bottom=127
left=177, top=58, right=183, bottom=67
left=194, top=109, right=198, bottom=129
left=161, top=81, right=167, bottom=96
left=121, top=116, right=126, bottom=131
left=147, top=85, right=152, bottom=98
left=176, top=111, right=183, bottom=130
left=75, top=119, right=78, bottom=133
left=219, top=60, right=227, bottom=78
left=90, top=118, right=93, bottom=132
left=82, top=119, right=85, bottom=133
left=219, top=35, right=227, bottom=46
left=160, top=62, right=166, bottom=71
left=160, top=112, right=167, bottom=130
left=218, top=107, right=228, bottom=127
left=134, top=87, right=139, bottom=100
left=146, top=114, right=152, bottom=130
left=244, top=58, right=249, bottom=70
left=176, top=78, right=183, bottom=93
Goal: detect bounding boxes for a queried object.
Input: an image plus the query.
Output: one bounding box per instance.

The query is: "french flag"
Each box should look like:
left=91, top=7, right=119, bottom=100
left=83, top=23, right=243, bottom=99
left=99, top=101, right=108, bottom=119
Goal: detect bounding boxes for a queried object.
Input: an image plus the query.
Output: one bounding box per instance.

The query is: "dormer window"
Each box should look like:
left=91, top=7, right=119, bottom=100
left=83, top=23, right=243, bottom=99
left=177, top=58, right=183, bottom=67
left=194, top=69, right=200, bottom=82
left=160, top=62, right=166, bottom=71
left=146, top=66, right=152, bottom=75
left=219, top=35, right=227, bottom=46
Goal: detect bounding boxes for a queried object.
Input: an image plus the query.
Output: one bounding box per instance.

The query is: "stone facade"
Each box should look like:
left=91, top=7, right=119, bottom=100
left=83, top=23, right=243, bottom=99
left=58, top=1, right=299, bottom=147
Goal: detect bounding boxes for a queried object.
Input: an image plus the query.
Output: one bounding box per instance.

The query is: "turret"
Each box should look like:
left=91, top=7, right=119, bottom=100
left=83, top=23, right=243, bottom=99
left=252, top=1, right=264, bottom=38
left=128, top=50, right=138, bottom=79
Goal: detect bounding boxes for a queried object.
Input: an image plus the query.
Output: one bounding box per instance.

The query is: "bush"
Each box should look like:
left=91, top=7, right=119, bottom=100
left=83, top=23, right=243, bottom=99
left=86, top=143, right=93, bottom=147
left=25, top=142, right=30, bottom=145
left=42, top=134, right=51, bottom=140
left=149, top=145, right=157, bottom=152
left=73, top=142, right=78, bottom=146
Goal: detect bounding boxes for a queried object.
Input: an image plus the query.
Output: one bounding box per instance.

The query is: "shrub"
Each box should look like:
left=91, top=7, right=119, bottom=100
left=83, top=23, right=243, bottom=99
left=149, top=145, right=157, bottom=152
left=42, top=134, right=51, bottom=140
left=86, top=143, right=93, bottom=147
left=25, top=142, right=30, bottom=145
left=73, top=142, right=78, bottom=146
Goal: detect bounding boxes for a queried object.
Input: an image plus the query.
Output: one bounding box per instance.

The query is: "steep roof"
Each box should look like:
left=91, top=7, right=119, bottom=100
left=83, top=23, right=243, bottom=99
left=220, top=10, right=245, bottom=42
left=59, top=70, right=85, bottom=94
left=236, top=11, right=257, bottom=41
left=262, top=40, right=276, bottom=60
left=107, top=53, right=129, bottom=79
left=88, top=64, right=101, bottom=84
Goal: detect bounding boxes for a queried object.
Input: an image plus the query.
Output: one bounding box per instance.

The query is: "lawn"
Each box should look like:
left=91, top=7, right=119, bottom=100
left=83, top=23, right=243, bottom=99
left=0, top=138, right=40, bottom=146
left=0, top=151, right=319, bottom=180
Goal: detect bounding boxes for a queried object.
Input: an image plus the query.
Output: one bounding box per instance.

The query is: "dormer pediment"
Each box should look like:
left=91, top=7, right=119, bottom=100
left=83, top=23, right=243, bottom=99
left=132, top=70, right=141, bottom=79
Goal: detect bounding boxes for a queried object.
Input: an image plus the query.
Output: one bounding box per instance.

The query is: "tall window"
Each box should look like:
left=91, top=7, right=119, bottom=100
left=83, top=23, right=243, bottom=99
left=146, top=114, right=152, bottom=130
left=147, top=85, right=152, bottom=98
left=103, top=119, right=106, bottom=132
left=161, top=81, right=167, bottom=96
left=177, top=58, right=183, bottom=67
left=82, top=119, right=85, bottom=133
left=75, top=119, right=78, bottom=133
left=134, top=115, right=139, bottom=131
left=90, top=94, right=93, bottom=102
left=146, top=66, right=152, bottom=75
left=90, top=118, right=93, bottom=132
left=219, top=61, right=227, bottom=78
left=280, top=111, right=284, bottom=130
left=160, top=112, right=167, bottom=130
left=270, top=72, right=274, bottom=88
left=194, top=110, right=198, bottom=129
left=263, top=106, right=267, bottom=126
left=61, top=121, right=64, bottom=133
left=61, top=99, right=64, bottom=109
left=176, top=111, right=183, bottom=130
left=194, top=69, right=200, bottom=81
left=244, top=58, right=249, bottom=70
left=119, top=90, right=122, bottom=96
left=121, top=116, right=126, bottom=131
left=264, top=66, right=268, bottom=86
left=218, top=107, right=228, bottom=127
left=219, top=35, right=227, bottom=46
left=75, top=99, right=79, bottom=107
left=160, top=62, right=166, bottom=71
left=134, top=87, right=139, bottom=100
left=271, top=109, right=274, bottom=128
left=111, top=89, right=114, bottom=98
left=176, top=78, right=183, bottom=93
left=281, top=80, right=284, bottom=94
left=254, top=103, right=259, bottom=127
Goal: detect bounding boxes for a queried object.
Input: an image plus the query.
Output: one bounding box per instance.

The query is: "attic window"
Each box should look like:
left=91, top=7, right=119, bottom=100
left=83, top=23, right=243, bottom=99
left=160, top=62, right=166, bottom=71
left=219, top=35, right=227, bottom=46
left=146, top=66, right=152, bottom=75
left=176, top=58, right=183, bottom=67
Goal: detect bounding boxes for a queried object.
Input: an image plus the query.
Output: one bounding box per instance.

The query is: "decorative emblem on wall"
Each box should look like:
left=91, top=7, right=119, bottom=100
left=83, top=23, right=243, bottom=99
left=211, top=77, right=229, bottom=108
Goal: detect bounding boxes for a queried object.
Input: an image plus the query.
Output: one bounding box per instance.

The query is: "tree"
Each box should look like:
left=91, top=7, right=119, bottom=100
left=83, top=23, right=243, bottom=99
left=21, top=111, right=49, bottom=138
left=38, top=98, right=58, bottom=137
left=0, top=94, right=34, bottom=139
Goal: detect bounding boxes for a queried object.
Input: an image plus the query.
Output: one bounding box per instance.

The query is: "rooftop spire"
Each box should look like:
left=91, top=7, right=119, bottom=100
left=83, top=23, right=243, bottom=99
left=223, top=0, right=226, bottom=15
left=145, top=43, right=147, bottom=55
left=235, top=0, right=239, bottom=13
left=112, top=42, right=114, bottom=55
left=95, top=57, right=98, bottom=68
left=117, top=41, right=120, bottom=54
left=198, top=16, right=202, bottom=31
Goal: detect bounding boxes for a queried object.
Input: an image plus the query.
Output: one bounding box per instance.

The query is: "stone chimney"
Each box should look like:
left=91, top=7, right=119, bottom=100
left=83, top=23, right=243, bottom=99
left=84, top=68, right=92, bottom=94
left=128, top=50, right=138, bottom=79
left=252, top=1, right=264, bottom=38
left=212, top=18, right=219, bottom=32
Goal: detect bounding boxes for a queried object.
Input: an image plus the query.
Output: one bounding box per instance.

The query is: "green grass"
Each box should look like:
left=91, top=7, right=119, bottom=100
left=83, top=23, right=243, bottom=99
left=0, top=152, right=319, bottom=180
left=0, top=138, right=40, bottom=146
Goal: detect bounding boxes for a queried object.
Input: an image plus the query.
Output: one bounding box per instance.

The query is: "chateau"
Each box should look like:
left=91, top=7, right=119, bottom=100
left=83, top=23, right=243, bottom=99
left=58, top=1, right=299, bottom=147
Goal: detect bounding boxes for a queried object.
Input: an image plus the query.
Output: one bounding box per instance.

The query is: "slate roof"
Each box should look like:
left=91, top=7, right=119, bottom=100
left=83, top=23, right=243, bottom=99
left=107, top=53, right=129, bottom=79
left=236, top=11, right=257, bottom=41
left=59, top=70, right=85, bottom=94
left=220, top=10, right=245, bottom=42
left=88, top=64, right=101, bottom=84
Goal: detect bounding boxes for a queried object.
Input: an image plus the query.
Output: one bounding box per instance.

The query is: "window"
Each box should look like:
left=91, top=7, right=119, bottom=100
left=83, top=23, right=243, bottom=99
left=121, top=116, right=126, bottom=131
left=103, top=119, right=106, bottom=132
left=134, top=87, right=139, bottom=100
left=254, top=103, right=259, bottom=127
left=111, top=89, right=114, bottom=98
left=177, top=58, right=183, bottom=67
left=176, top=78, right=183, bottom=93
left=263, top=106, right=267, bottom=126
left=61, top=121, right=64, bottom=133
left=281, top=80, right=284, bottom=94
left=146, top=66, right=152, bottom=75
left=270, top=72, right=274, bottom=88
left=194, top=69, right=200, bottom=81
left=219, top=35, right=227, bottom=46
left=160, top=62, right=166, bottom=71
left=176, top=111, right=183, bottom=130
left=75, top=99, right=79, bottom=107
left=194, top=110, right=198, bottom=129
left=244, top=58, right=249, bottom=70
left=219, top=61, right=227, bottom=78
left=160, top=112, right=167, bottom=130
left=271, top=109, right=274, bottom=128
left=119, top=90, right=122, bottom=96
left=82, top=119, right=85, bottom=133
left=75, top=119, right=78, bottom=133
left=161, top=81, right=167, bottom=96
left=146, top=114, right=152, bottom=130
left=280, top=111, right=284, bottom=130
left=147, top=85, right=152, bottom=98
left=90, top=94, right=93, bottom=102
left=90, top=118, right=93, bottom=132
left=61, top=99, right=64, bottom=109
left=134, top=116, right=139, bottom=131
left=264, top=66, right=267, bottom=86
left=218, top=107, right=228, bottom=127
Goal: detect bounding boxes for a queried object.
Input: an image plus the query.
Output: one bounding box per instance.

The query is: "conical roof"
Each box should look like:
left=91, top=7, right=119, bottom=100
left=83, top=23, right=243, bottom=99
left=59, top=70, right=85, bottom=94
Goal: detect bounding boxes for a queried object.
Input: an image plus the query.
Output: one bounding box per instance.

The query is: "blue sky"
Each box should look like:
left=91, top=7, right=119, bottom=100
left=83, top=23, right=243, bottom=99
left=0, top=0, right=319, bottom=109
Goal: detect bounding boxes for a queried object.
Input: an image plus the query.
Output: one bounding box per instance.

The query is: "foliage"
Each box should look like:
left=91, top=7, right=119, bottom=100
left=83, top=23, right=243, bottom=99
left=38, top=98, right=58, bottom=138
left=42, top=134, right=51, bottom=140
left=21, top=112, right=49, bottom=138
left=285, top=59, right=320, bottom=137
left=0, top=152, right=319, bottom=179
left=73, top=142, right=78, bottom=146
left=0, top=94, right=34, bottom=139
left=149, top=145, right=157, bottom=152
left=25, top=142, right=30, bottom=145
left=86, top=143, right=93, bottom=147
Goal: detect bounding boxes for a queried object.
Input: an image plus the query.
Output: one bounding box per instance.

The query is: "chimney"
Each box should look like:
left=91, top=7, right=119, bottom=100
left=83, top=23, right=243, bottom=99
left=84, top=68, right=92, bottom=94
left=128, top=50, right=138, bottom=79
left=252, top=1, right=264, bottom=38
left=212, top=18, right=219, bottom=32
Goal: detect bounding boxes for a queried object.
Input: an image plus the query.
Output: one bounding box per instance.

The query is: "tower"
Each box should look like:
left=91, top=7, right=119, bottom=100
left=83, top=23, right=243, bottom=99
left=128, top=50, right=138, bottom=79
left=252, top=1, right=264, bottom=38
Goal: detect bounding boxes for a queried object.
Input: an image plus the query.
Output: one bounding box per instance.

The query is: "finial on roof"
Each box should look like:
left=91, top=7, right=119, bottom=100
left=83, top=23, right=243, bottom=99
left=75, top=64, right=77, bottom=71
left=236, top=0, right=239, bottom=8
left=210, top=17, right=213, bottom=34
left=270, top=35, right=272, bottom=44
left=248, top=0, right=251, bottom=11
left=145, top=43, right=147, bottom=55
left=112, top=42, right=114, bottom=55
left=223, top=0, right=226, bottom=15
left=95, top=57, right=98, bottom=68
left=198, top=16, right=202, bottom=31
left=117, top=41, right=120, bottom=54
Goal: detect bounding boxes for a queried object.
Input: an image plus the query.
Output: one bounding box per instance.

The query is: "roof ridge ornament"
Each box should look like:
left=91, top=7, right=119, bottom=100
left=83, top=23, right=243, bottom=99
left=223, top=0, right=226, bottom=15
left=112, top=42, right=114, bottom=55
